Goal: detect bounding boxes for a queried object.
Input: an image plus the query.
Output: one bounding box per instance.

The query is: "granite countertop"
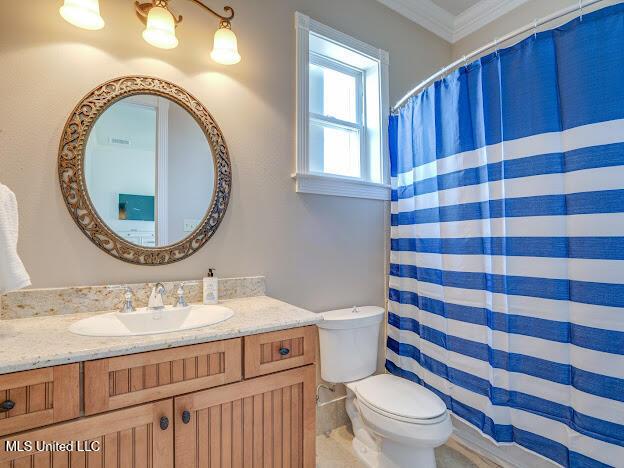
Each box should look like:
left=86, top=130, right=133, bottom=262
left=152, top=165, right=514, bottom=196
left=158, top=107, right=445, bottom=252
left=0, top=296, right=323, bottom=375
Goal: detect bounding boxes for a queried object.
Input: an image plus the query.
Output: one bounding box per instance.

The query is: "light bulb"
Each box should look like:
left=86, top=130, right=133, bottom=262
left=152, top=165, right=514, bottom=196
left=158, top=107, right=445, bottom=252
left=142, top=6, right=178, bottom=50
left=210, top=25, right=241, bottom=65
left=59, top=0, right=105, bottom=30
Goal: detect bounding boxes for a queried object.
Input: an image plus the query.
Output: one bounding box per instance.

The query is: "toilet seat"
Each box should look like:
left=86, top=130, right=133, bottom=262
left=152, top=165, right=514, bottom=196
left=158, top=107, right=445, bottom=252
left=354, top=374, right=448, bottom=425
left=358, top=396, right=449, bottom=425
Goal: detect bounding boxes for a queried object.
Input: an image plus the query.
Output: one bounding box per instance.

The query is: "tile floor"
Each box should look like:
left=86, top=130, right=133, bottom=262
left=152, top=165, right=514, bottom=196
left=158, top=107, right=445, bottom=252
left=317, top=426, right=501, bottom=468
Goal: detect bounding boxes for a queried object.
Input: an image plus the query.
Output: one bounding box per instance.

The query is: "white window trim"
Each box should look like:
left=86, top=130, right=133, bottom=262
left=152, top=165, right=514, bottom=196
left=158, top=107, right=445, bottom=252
left=294, top=12, right=391, bottom=201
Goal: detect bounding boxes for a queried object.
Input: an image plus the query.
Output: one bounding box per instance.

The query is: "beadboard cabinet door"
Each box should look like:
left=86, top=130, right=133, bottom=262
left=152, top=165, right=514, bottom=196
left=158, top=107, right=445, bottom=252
left=174, top=365, right=316, bottom=468
left=0, top=399, right=173, bottom=468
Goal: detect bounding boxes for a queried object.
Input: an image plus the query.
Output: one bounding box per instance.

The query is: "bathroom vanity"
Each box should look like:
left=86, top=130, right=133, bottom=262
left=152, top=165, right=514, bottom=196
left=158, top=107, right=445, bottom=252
left=0, top=76, right=318, bottom=467
left=0, top=295, right=321, bottom=467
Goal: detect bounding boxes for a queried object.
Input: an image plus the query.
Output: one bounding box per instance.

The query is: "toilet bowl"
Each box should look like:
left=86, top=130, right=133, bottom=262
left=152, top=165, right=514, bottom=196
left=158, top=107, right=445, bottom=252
left=350, top=374, right=452, bottom=467
left=317, top=307, right=452, bottom=468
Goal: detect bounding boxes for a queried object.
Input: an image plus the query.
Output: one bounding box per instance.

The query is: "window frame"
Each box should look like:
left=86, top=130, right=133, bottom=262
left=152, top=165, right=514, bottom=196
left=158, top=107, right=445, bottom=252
left=294, top=12, right=390, bottom=200
left=309, top=52, right=367, bottom=180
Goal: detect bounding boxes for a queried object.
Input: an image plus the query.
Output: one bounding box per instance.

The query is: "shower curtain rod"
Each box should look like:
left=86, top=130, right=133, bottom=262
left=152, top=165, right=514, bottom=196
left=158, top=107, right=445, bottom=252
left=392, top=0, right=607, bottom=113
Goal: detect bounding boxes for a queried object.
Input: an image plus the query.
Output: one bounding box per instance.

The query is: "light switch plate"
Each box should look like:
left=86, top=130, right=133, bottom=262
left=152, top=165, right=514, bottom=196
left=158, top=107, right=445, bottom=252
left=183, top=219, right=200, bottom=232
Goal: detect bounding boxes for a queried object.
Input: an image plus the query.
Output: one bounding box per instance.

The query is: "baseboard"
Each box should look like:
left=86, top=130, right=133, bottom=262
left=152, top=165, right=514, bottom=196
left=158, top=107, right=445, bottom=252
left=450, top=430, right=517, bottom=468
left=450, top=416, right=558, bottom=468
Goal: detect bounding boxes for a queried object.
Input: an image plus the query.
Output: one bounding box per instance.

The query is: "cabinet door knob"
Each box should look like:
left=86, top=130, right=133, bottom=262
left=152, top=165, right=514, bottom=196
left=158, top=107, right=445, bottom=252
left=182, top=410, right=191, bottom=424
left=0, top=400, right=15, bottom=412
left=279, top=347, right=290, bottom=356
left=159, top=416, right=169, bottom=430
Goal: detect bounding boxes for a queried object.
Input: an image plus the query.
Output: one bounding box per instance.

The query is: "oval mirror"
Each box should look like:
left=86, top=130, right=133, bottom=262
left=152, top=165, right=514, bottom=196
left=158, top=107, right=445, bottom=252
left=58, top=77, right=231, bottom=265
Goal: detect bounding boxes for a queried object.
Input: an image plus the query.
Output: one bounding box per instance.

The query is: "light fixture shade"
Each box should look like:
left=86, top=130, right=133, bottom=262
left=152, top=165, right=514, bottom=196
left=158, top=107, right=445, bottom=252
left=142, top=6, right=179, bottom=50
left=59, top=0, right=105, bottom=30
left=211, top=26, right=241, bottom=65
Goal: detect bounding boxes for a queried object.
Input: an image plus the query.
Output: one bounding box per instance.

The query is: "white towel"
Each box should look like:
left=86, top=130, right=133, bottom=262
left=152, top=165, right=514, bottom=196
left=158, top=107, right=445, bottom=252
left=0, top=183, right=31, bottom=294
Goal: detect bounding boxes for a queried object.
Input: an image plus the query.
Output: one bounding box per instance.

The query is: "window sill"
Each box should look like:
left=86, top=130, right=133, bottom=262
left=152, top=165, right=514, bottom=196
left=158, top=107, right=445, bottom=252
left=292, top=172, right=391, bottom=200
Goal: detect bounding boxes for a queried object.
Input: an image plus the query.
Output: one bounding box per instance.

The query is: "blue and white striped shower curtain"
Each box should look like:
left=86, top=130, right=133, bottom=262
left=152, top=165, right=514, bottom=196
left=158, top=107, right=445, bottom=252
left=386, top=4, right=624, bottom=467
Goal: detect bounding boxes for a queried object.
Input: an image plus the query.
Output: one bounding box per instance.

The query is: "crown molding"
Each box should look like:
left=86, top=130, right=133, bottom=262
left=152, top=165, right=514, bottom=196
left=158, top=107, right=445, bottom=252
left=377, top=0, right=529, bottom=44
left=376, top=0, right=455, bottom=42
left=453, top=0, right=530, bottom=42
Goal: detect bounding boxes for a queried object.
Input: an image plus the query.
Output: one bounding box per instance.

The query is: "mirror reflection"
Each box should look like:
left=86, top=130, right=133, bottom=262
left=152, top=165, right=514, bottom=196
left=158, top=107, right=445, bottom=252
left=84, top=94, right=215, bottom=247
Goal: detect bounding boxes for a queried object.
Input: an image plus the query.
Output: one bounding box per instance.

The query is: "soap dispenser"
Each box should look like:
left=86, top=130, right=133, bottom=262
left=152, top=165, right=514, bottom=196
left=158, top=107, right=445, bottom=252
left=203, top=268, right=219, bottom=305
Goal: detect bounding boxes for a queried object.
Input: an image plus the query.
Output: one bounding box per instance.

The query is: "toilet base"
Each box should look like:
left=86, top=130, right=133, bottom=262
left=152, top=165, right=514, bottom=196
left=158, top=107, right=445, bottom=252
left=379, top=439, right=436, bottom=468
left=352, top=436, right=380, bottom=468
left=351, top=433, right=437, bottom=468
left=345, top=381, right=446, bottom=468
left=346, top=385, right=382, bottom=467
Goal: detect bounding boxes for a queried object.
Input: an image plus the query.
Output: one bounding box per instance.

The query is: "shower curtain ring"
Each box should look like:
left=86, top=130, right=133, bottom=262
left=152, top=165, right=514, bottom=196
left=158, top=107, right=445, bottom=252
left=494, top=37, right=499, bottom=56
left=579, top=0, right=584, bottom=20
left=533, top=19, right=538, bottom=39
left=463, top=55, right=468, bottom=68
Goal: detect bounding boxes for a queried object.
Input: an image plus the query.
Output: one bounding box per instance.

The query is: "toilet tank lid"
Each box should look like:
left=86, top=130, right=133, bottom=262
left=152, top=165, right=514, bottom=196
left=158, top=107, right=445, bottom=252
left=317, top=306, right=385, bottom=330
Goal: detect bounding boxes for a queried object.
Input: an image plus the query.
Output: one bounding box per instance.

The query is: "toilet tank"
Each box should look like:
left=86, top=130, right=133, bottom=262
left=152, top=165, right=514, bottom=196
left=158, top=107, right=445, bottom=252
left=317, top=306, right=385, bottom=383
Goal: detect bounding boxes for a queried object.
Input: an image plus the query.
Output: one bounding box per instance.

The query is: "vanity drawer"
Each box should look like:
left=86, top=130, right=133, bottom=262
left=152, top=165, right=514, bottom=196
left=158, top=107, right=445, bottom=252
left=84, top=339, right=242, bottom=415
left=0, top=364, right=80, bottom=436
left=244, top=326, right=317, bottom=378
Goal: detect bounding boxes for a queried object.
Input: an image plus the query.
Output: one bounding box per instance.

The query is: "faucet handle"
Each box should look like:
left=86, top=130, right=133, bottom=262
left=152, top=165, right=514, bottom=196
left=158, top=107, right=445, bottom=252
left=174, top=282, right=188, bottom=308
left=119, top=286, right=136, bottom=313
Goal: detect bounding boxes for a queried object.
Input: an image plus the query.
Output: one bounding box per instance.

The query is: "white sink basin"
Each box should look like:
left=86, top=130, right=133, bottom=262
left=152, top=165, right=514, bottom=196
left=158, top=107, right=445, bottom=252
left=69, top=305, right=234, bottom=337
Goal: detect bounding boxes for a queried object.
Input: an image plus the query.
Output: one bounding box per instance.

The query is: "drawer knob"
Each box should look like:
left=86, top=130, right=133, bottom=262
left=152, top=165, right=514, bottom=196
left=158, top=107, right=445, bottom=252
left=279, top=347, right=290, bottom=356
left=182, top=410, right=191, bottom=424
left=159, top=416, right=169, bottom=430
left=0, top=400, right=15, bottom=412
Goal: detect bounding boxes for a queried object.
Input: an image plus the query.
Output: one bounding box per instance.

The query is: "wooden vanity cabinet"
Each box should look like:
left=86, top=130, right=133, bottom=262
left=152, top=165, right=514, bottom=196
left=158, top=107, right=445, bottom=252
left=0, top=327, right=317, bottom=468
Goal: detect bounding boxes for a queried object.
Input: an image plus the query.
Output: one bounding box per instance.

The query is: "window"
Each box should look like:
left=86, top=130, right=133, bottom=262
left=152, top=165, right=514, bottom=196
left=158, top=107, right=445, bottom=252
left=295, top=13, right=390, bottom=200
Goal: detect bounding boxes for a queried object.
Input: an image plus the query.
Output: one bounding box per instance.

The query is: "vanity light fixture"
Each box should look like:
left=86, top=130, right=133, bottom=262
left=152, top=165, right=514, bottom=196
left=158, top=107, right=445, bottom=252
left=59, top=0, right=105, bottom=30
left=59, top=0, right=241, bottom=64
left=135, top=0, right=240, bottom=64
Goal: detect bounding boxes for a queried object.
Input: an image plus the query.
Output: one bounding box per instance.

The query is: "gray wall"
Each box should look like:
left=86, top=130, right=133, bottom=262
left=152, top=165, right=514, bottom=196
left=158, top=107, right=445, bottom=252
left=0, top=0, right=450, bottom=312
left=167, top=102, right=215, bottom=243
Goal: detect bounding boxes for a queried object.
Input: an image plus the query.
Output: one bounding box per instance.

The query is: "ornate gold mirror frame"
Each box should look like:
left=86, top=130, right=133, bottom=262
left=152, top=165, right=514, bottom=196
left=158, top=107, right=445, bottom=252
left=58, top=76, right=231, bottom=265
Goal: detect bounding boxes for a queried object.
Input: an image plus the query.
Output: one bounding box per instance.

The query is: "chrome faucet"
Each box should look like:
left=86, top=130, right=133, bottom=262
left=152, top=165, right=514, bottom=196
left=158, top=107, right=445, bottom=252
left=119, top=286, right=136, bottom=313
left=148, top=283, right=166, bottom=310
left=174, top=282, right=188, bottom=308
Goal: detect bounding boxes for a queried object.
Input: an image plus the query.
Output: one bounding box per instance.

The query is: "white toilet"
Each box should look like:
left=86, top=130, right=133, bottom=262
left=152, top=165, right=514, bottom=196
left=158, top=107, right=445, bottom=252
left=317, top=306, right=452, bottom=468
